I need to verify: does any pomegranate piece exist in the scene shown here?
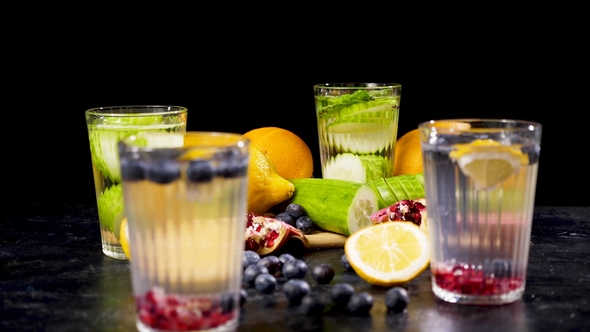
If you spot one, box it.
[245,212,309,256]
[370,198,428,232]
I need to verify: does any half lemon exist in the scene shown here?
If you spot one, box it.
[449,139,529,190]
[344,222,430,287]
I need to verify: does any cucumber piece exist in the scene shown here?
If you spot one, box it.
[365,173,426,209]
[97,184,124,233]
[326,122,395,154]
[288,178,379,236]
[89,128,129,183]
[323,153,386,183]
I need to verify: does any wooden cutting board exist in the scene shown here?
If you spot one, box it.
[301,231,348,249]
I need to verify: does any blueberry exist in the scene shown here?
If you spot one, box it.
[285,203,305,219]
[296,216,314,234]
[282,279,311,305]
[300,293,325,316]
[186,159,214,183]
[254,273,277,294]
[120,158,145,181]
[243,264,268,286]
[311,263,335,284]
[146,159,180,184]
[347,292,373,316]
[214,149,247,178]
[282,259,308,280]
[242,250,261,270]
[257,255,281,277]
[220,292,237,313]
[341,254,353,271]
[275,212,295,227]
[278,253,296,265]
[240,289,248,307]
[385,286,409,313]
[330,283,355,307]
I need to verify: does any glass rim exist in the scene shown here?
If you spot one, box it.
[85,105,188,116]
[313,82,401,89]
[119,131,249,150]
[418,118,542,132]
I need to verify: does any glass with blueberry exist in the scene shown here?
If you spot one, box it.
[118,131,250,331]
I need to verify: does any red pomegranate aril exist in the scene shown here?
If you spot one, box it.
[433,263,524,296]
[136,287,236,331]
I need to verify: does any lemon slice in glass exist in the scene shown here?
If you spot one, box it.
[450,139,529,190]
[119,218,131,261]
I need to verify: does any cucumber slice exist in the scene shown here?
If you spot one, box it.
[323,153,385,183]
[326,122,394,154]
[89,128,129,183]
[97,184,124,233]
[288,178,379,236]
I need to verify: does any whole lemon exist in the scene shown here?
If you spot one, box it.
[244,127,313,179]
[248,147,295,214]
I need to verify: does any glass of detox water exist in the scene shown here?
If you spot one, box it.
[85,106,188,260]
[419,119,542,305]
[314,83,401,183]
[118,132,249,332]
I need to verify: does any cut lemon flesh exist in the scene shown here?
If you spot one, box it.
[344,222,430,287]
[450,139,529,190]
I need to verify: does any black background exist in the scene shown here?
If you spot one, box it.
[5,12,587,208]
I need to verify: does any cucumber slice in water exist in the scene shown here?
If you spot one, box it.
[323,153,385,183]
[97,184,124,233]
[89,129,129,183]
[327,122,394,154]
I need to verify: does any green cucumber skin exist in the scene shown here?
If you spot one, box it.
[366,173,426,209]
[288,178,364,235]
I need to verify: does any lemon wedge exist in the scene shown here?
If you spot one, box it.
[119,218,131,261]
[344,222,430,287]
[449,139,529,190]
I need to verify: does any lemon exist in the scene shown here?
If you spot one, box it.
[344,222,430,287]
[247,147,295,214]
[119,218,131,261]
[450,139,529,190]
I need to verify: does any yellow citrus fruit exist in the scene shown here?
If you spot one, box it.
[393,129,423,176]
[243,127,313,179]
[119,217,131,261]
[247,146,295,214]
[450,139,529,190]
[344,222,430,287]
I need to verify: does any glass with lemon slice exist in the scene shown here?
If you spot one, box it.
[419,119,542,305]
[118,132,250,331]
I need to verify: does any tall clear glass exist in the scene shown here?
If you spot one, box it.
[419,119,542,305]
[314,83,401,183]
[85,106,188,260]
[118,132,249,331]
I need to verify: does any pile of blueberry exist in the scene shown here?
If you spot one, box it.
[274,203,314,234]
[240,250,410,316]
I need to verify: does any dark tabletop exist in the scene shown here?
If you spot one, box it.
[1,204,589,332]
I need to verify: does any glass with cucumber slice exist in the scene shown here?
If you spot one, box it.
[314,83,401,183]
[85,106,187,260]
